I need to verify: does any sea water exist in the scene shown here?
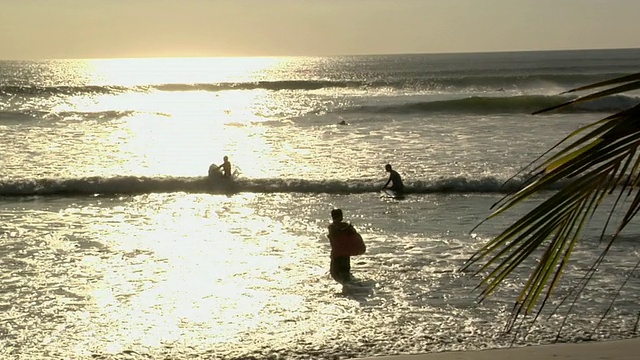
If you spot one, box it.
[1,49,639,359]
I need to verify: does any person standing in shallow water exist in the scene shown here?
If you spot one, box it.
[327,208,353,283]
[382,164,404,192]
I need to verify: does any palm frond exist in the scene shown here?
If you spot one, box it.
[533,75,640,115]
[466,72,640,332]
[561,73,640,94]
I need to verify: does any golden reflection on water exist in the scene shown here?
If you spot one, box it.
[79,193,325,355]
[53,57,302,178]
[15,57,358,356]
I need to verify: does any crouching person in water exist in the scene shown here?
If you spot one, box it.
[327,208,352,283]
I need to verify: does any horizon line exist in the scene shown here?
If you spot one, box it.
[2,46,640,62]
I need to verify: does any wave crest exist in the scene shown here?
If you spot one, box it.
[0,175,562,197]
[1,72,632,96]
[345,95,640,115]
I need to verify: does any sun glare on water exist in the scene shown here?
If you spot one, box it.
[65,193,328,355]
[18,57,346,355]
[48,57,305,178]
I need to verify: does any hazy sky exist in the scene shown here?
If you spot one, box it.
[2,0,640,59]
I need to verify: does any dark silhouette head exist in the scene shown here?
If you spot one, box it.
[385,164,392,172]
[331,208,343,222]
[223,156,229,162]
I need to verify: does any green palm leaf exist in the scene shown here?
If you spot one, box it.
[532,74,640,115]
[561,73,640,94]
[465,73,640,332]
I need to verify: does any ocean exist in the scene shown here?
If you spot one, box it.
[1,49,639,359]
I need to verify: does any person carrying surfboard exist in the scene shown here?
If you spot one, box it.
[327,208,364,283]
[382,164,404,192]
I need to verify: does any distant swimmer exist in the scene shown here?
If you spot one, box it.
[217,156,232,178]
[382,164,404,192]
[337,120,348,125]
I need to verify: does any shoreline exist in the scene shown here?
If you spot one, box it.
[354,337,640,360]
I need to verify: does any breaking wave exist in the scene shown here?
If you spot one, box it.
[0,175,563,197]
[0,72,633,97]
[0,109,137,123]
[344,95,640,115]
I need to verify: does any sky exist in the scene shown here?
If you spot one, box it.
[2,0,640,60]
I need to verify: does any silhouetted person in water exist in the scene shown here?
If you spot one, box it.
[218,156,232,178]
[327,208,353,283]
[382,164,404,192]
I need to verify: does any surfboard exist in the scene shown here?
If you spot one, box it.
[208,163,236,180]
[208,163,222,179]
[331,231,366,257]
[381,189,405,200]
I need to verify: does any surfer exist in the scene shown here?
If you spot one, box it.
[217,156,232,178]
[382,164,404,192]
[327,209,353,283]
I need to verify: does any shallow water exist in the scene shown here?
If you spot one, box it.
[2,50,640,359]
[1,192,638,359]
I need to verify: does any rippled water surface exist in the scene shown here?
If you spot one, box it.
[1,193,638,359]
[2,51,640,359]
